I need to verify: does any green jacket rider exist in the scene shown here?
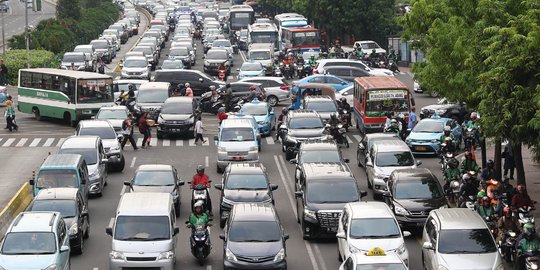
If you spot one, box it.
[517,223,540,256]
[477,197,494,219]
[189,201,209,226]
[461,151,480,173]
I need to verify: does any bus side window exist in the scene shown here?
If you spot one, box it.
[31,73,43,89]
[20,71,32,87]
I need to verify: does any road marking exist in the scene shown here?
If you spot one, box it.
[206,265,211,270]
[15,138,28,147]
[108,217,114,228]
[43,138,55,147]
[120,184,127,196]
[2,138,15,147]
[136,138,142,146]
[55,138,66,147]
[162,139,170,146]
[273,155,320,270]
[239,50,247,62]
[205,156,209,167]
[150,137,157,146]
[265,136,275,145]
[130,157,136,168]
[93,268,98,270]
[312,244,329,270]
[176,139,183,146]
[29,138,41,147]
[353,134,362,142]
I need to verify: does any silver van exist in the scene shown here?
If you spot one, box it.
[215,118,260,173]
[106,192,178,270]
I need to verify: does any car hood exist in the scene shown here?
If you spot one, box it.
[408,131,442,141]
[362,48,386,54]
[218,141,258,150]
[169,55,190,60]
[439,252,500,270]
[0,254,56,269]
[368,68,394,76]
[101,138,120,149]
[376,165,416,177]
[159,113,194,121]
[421,104,455,111]
[240,70,264,76]
[131,185,175,193]
[227,241,282,258]
[112,239,173,253]
[206,59,228,64]
[348,237,403,252]
[254,59,272,66]
[122,67,148,72]
[288,128,325,138]
[316,112,333,120]
[393,197,447,212]
[310,202,351,211]
[106,119,124,129]
[87,164,99,175]
[223,189,271,202]
[62,61,85,67]
[95,48,109,53]
[137,103,163,109]
[252,115,269,122]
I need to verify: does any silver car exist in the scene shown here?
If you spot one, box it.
[215,119,260,173]
[121,56,151,80]
[76,120,125,172]
[61,52,90,71]
[239,77,290,106]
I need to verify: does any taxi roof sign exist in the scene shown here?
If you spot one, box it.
[366,247,385,256]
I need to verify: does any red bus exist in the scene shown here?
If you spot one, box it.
[353,76,415,133]
[279,27,321,53]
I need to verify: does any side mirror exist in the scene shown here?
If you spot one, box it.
[29,179,35,185]
[199,78,204,82]
[366,161,373,167]
[270,184,278,191]
[106,227,113,236]
[416,160,422,166]
[60,245,70,253]
[403,231,412,237]
[289,159,297,164]
[173,227,180,236]
[283,234,289,240]
[344,158,350,163]
[422,242,434,250]
[101,158,109,164]
[177,180,185,186]
[123,181,131,186]
[214,135,218,141]
[81,210,89,217]
[360,191,368,198]
[219,233,225,240]
[336,232,346,239]
[215,184,223,190]
[294,191,303,198]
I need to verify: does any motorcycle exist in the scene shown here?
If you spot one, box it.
[484,216,498,237]
[446,177,461,204]
[463,126,478,150]
[189,182,211,214]
[516,251,540,270]
[199,91,224,114]
[186,222,212,266]
[338,109,351,131]
[283,63,292,80]
[295,63,304,78]
[499,230,517,262]
[326,124,349,148]
[518,206,535,228]
[387,59,400,73]
[459,195,477,210]
[440,150,456,173]
[273,65,282,77]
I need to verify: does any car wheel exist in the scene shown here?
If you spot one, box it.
[357,152,363,167]
[116,155,125,172]
[217,165,223,173]
[267,95,279,107]
[220,218,226,228]
[84,217,90,239]
[33,108,41,121]
[73,233,84,254]
[174,201,180,217]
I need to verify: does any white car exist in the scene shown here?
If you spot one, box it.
[354,40,387,56]
[335,85,354,105]
[238,77,290,106]
[337,202,410,266]
[339,249,408,270]
[315,59,393,77]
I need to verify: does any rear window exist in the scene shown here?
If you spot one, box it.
[438,229,497,254]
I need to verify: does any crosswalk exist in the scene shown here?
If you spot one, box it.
[0,134,362,148]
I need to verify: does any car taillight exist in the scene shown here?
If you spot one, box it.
[280,85,289,91]
[313,69,319,74]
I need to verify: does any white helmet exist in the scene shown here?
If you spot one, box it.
[194,201,204,208]
[185,83,190,87]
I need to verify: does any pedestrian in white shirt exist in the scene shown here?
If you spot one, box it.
[194,117,206,144]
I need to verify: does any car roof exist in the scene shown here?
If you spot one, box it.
[391,168,434,181]
[40,154,83,169]
[288,109,320,118]
[64,51,85,56]
[221,118,254,128]
[114,79,148,84]
[347,201,394,219]
[117,192,172,216]
[418,117,451,123]
[60,135,99,149]
[79,120,114,128]
[164,96,193,104]
[10,212,60,233]
[136,164,173,171]
[231,203,277,222]
[351,251,405,265]
[304,95,334,102]
[124,56,147,61]
[240,77,284,83]
[432,208,488,230]
[301,140,338,151]
[34,188,79,201]
[373,140,411,152]
[302,162,353,180]
[139,82,171,90]
[366,133,400,140]
[228,163,266,174]
[242,100,268,107]
[99,105,128,111]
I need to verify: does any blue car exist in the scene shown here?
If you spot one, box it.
[239,99,275,136]
[405,117,462,154]
[237,62,265,80]
[293,74,352,91]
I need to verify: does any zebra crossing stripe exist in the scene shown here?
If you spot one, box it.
[16,138,28,147]
[176,140,183,146]
[43,138,55,147]
[353,135,362,142]
[56,138,66,147]
[136,138,143,146]
[150,137,158,146]
[265,136,275,145]
[2,138,15,147]
[189,137,209,146]
[162,139,170,146]
[346,135,354,144]
[29,138,41,147]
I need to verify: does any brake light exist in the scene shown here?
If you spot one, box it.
[280,85,289,91]
[313,69,319,74]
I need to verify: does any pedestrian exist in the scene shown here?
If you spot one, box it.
[184,83,193,97]
[120,113,138,150]
[408,107,418,129]
[138,112,151,148]
[503,143,515,180]
[194,117,206,145]
[223,83,232,112]
[5,95,17,132]
[217,107,228,125]
[0,60,7,86]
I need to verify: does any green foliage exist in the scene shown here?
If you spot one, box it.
[2,50,58,85]
[56,0,81,20]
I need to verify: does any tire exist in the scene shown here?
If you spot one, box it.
[429,91,439,98]
[217,165,223,173]
[285,150,295,161]
[267,95,279,107]
[174,201,180,217]
[33,108,41,121]
[220,218,226,228]
[72,233,84,255]
[115,155,125,172]
[357,152,363,167]
[83,218,90,239]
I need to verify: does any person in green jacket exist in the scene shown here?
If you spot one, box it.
[189,201,209,227]
[477,196,495,219]
[461,151,480,173]
[516,223,540,270]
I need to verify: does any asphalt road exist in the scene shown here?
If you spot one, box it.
[0,0,56,50]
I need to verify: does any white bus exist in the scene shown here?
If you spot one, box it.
[228,5,254,32]
[247,22,279,49]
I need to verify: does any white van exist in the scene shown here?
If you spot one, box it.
[106,192,178,270]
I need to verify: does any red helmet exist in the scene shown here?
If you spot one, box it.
[503,206,510,215]
[250,86,257,91]
[481,196,491,205]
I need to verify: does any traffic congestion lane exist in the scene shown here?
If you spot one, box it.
[0,0,56,45]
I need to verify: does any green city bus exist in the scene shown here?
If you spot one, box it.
[17,68,115,126]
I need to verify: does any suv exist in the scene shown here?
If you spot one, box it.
[366,139,421,199]
[156,96,199,138]
[167,46,192,68]
[220,203,288,270]
[239,77,290,106]
[315,59,393,77]
[422,208,503,270]
[153,69,225,96]
[0,212,70,269]
[73,45,96,72]
[136,82,173,120]
[356,133,400,167]
[90,39,113,63]
[28,188,90,254]
[121,56,151,80]
[324,66,371,82]
[76,120,124,172]
[95,105,130,133]
[294,163,367,239]
[290,140,350,183]
[60,52,90,71]
[302,95,339,123]
[385,168,447,229]
[279,109,328,160]
[419,97,468,123]
[204,48,231,75]
[215,163,278,228]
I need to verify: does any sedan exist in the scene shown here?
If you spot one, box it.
[238,99,275,136]
[405,117,462,154]
[238,77,290,107]
[293,74,353,91]
[159,59,185,71]
[237,62,265,80]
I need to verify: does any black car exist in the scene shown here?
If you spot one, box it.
[153,69,225,96]
[356,133,401,167]
[220,203,288,270]
[279,109,328,160]
[383,168,447,229]
[123,164,185,216]
[156,97,199,138]
[294,163,367,239]
[289,140,350,183]
[419,98,468,123]
[204,48,231,75]
[323,66,371,82]
[214,163,278,228]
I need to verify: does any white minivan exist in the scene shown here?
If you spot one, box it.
[214,118,260,173]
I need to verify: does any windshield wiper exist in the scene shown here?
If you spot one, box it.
[144,237,170,241]
[444,250,482,254]
[238,239,278,242]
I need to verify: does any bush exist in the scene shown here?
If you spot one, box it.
[2,50,58,85]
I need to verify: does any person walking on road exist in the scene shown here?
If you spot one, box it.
[223,83,233,112]
[121,113,138,150]
[5,95,17,132]
[503,143,515,180]
[408,107,418,129]
[138,112,151,149]
[0,60,8,86]
[194,117,206,145]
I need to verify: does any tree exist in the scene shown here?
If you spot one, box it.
[56,0,81,20]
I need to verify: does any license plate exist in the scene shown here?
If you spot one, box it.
[416,146,427,151]
[232,156,245,161]
[328,227,337,232]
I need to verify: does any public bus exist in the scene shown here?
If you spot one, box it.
[353,76,415,133]
[17,68,114,126]
[274,13,307,31]
[280,27,321,53]
[228,5,255,32]
[247,22,279,49]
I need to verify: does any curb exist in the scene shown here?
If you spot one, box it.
[0,182,33,238]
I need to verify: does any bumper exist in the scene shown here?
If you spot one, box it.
[217,158,259,169]
[406,142,439,154]
[121,73,149,79]
[277,92,290,102]
[106,151,123,164]
[158,123,195,135]
[303,217,337,239]
[69,234,82,249]
[88,179,103,194]
[371,177,389,195]
[224,258,287,270]
[109,258,174,270]
[395,214,428,228]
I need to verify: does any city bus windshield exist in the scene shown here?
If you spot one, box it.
[292,31,319,47]
[365,90,409,117]
[230,12,251,28]
[251,32,277,44]
[77,79,114,104]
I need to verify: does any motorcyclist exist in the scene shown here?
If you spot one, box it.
[243,85,258,102]
[465,112,480,129]
[188,201,209,227]
[512,184,535,212]
[498,176,515,200]
[481,159,496,181]
[516,223,540,270]
[191,165,213,216]
[440,137,457,157]
[497,206,521,242]
[353,43,364,58]
[396,113,408,139]
[384,119,400,136]
[388,49,398,61]
[328,112,341,127]
[223,83,233,112]
[369,49,379,66]
[308,55,317,66]
[275,107,288,142]
[477,196,495,219]
[460,150,480,174]
[459,173,479,202]
[444,156,460,182]
[439,126,456,146]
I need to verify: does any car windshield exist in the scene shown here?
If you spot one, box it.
[220,127,255,141]
[63,54,85,62]
[306,101,337,112]
[365,90,409,117]
[30,199,77,218]
[78,126,117,139]
[350,218,401,238]
[137,89,169,103]
[241,63,263,71]
[133,170,175,186]
[207,50,228,60]
[170,47,189,56]
[414,121,444,133]
[307,181,359,203]
[58,148,98,165]
[161,61,184,69]
[438,229,498,254]
[394,179,444,200]
[361,42,381,50]
[1,232,56,255]
[213,40,231,47]
[357,264,407,270]
[301,150,341,163]
[97,109,127,120]
[249,51,270,60]
[375,152,414,167]
[91,41,108,49]
[124,59,147,68]
[225,174,267,190]
[36,170,78,189]
[133,47,152,55]
[161,102,192,114]
[116,83,141,92]
[228,221,281,242]
[240,105,267,115]
[289,117,323,129]
[114,216,170,241]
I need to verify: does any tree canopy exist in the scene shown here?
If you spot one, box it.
[56,0,81,20]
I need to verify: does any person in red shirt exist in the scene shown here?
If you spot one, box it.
[191,165,212,216]
[512,184,535,211]
[217,107,228,125]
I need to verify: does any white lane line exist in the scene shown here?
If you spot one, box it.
[239,50,247,62]
[55,138,66,147]
[273,155,320,270]
[130,157,136,168]
[150,137,157,146]
[108,217,114,228]
[120,184,127,196]
[312,244,329,270]
[205,156,209,167]
[93,268,98,270]
[353,134,362,142]
[206,265,211,270]
[162,139,170,146]
[136,138,143,146]
[43,138,55,147]
[265,136,275,145]
[176,139,183,146]
[2,138,15,147]
[29,138,41,147]
[346,135,354,144]
[15,138,28,147]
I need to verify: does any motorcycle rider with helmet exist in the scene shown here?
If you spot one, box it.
[189,201,209,227]
[328,112,341,127]
[498,176,516,201]
[308,55,317,66]
[337,97,352,127]
[275,107,288,142]
[512,184,535,212]
[481,159,496,181]
[459,173,479,206]
[461,150,480,174]
[443,157,460,189]
[477,196,495,219]
[516,222,540,270]
[384,119,401,136]
[439,126,456,146]
[191,165,213,216]
[497,206,521,242]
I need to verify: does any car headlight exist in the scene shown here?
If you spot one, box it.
[394,205,410,216]
[225,248,238,262]
[110,145,120,151]
[110,250,125,260]
[69,223,78,235]
[249,146,258,151]
[304,209,317,220]
[349,245,361,253]
[431,139,439,143]
[496,264,504,270]
[44,264,57,270]
[396,243,407,255]
[158,251,174,260]
[438,266,449,270]
[217,146,226,152]
[273,248,285,262]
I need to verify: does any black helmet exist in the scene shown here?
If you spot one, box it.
[128,84,135,91]
[330,112,337,119]
[487,159,494,168]
[282,107,288,114]
[196,165,205,173]
[340,97,347,103]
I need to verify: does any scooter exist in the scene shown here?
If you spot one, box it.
[189,182,211,214]
[199,91,224,114]
[518,206,535,228]
[295,63,304,78]
[186,221,212,266]
[516,251,540,270]
[283,63,292,80]
[463,126,478,150]
[499,230,517,262]
[339,109,351,131]
[326,124,349,148]
[273,65,282,77]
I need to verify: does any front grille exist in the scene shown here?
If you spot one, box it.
[236,255,274,263]
[228,151,248,156]
[409,210,429,216]
[126,257,157,261]
[317,211,341,229]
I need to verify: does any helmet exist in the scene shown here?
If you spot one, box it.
[487,159,494,167]
[372,49,376,53]
[340,97,347,103]
[196,165,205,173]
[218,107,225,113]
[470,112,478,120]
[398,113,405,119]
[481,196,490,205]
[282,107,288,114]
[444,126,451,132]
[463,173,472,182]
[185,83,190,87]
[128,84,135,91]
[476,190,486,199]
[194,201,204,209]
[330,112,337,119]
[250,85,257,91]
[226,83,231,88]
[310,55,315,59]
[390,119,397,124]
[210,85,216,91]
[444,137,452,143]
[288,52,293,57]
[517,184,526,192]
[524,222,535,232]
